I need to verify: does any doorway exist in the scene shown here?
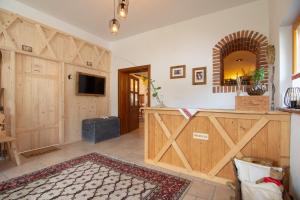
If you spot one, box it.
[118,65,151,135]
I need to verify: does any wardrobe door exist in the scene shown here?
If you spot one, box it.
[15,54,59,152]
[33,57,59,148]
[16,55,39,152]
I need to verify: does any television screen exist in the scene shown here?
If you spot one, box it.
[77,73,105,96]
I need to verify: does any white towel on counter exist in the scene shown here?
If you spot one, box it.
[178,108,199,119]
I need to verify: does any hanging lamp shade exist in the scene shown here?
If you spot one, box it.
[117,0,129,19]
[109,0,120,35]
[109,18,120,34]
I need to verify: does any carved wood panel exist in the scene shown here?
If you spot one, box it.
[0,9,111,72]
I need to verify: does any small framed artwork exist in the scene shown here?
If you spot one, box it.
[192,67,207,85]
[170,65,186,79]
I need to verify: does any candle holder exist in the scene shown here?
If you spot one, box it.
[284,87,300,109]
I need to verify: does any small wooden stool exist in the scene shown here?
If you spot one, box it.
[0,113,20,166]
[0,131,20,165]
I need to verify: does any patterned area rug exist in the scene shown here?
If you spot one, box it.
[0,153,190,200]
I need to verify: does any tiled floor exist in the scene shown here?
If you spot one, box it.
[0,125,234,200]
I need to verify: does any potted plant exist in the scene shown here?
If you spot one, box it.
[141,76,165,107]
[246,68,266,96]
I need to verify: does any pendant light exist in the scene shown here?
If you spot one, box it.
[117,0,129,19]
[109,0,120,34]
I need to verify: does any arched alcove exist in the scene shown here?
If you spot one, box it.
[212,30,268,93]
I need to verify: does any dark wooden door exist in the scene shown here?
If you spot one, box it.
[128,75,139,132]
[118,65,150,135]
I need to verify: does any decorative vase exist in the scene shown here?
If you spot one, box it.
[246,83,266,96]
[236,75,241,96]
[154,94,166,108]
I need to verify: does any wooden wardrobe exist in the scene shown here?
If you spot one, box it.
[15,54,60,152]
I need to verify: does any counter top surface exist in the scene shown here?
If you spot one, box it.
[143,107,290,115]
[279,107,300,114]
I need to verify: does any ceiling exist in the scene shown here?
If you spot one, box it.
[16,0,258,41]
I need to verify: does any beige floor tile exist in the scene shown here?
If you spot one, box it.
[0,124,233,199]
[0,173,7,182]
[212,185,235,200]
[186,181,216,199]
[183,194,197,200]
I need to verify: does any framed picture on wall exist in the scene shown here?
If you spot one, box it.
[170,65,186,79]
[192,67,207,85]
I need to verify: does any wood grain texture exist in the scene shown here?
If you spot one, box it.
[0,8,111,150]
[15,54,60,152]
[145,108,291,184]
[64,64,110,144]
[0,9,110,71]
[235,96,270,112]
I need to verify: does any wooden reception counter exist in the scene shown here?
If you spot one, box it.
[144,107,291,184]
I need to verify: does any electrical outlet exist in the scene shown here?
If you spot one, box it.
[193,132,209,140]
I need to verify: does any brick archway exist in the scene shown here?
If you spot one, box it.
[212,30,268,93]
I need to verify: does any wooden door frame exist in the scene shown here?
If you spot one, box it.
[118,65,151,134]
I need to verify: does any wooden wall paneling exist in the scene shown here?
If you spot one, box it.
[0,8,111,72]
[280,121,290,166]
[209,116,227,173]
[144,109,149,161]
[15,54,60,152]
[208,117,269,176]
[218,118,238,180]
[251,119,268,159]
[15,54,35,151]
[9,51,15,137]
[0,8,111,149]
[187,118,199,171]
[147,113,155,160]
[171,116,189,168]
[35,57,59,148]
[59,62,65,144]
[175,118,191,169]
[160,114,183,168]
[189,117,208,171]
[0,12,19,50]
[145,109,291,184]
[238,119,252,155]
[69,37,85,66]
[64,64,110,144]
[266,121,280,164]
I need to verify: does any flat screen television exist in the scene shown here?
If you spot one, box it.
[77,72,105,96]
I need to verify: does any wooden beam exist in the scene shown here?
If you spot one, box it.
[208,116,243,158]
[70,37,85,65]
[35,24,57,58]
[145,159,231,185]
[9,51,16,137]
[0,22,18,49]
[208,117,269,176]
[154,118,190,162]
[144,110,149,161]
[153,112,192,171]
[94,46,106,68]
[58,62,65,145]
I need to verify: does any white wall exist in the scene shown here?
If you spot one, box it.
[0,0,109,49]
[110,0,269,115]
[268,0,293,106]
[290,114,300,200]
[279,26,293,106]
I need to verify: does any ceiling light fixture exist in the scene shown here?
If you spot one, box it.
[109,0,120,35]
[117,0,129,19]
